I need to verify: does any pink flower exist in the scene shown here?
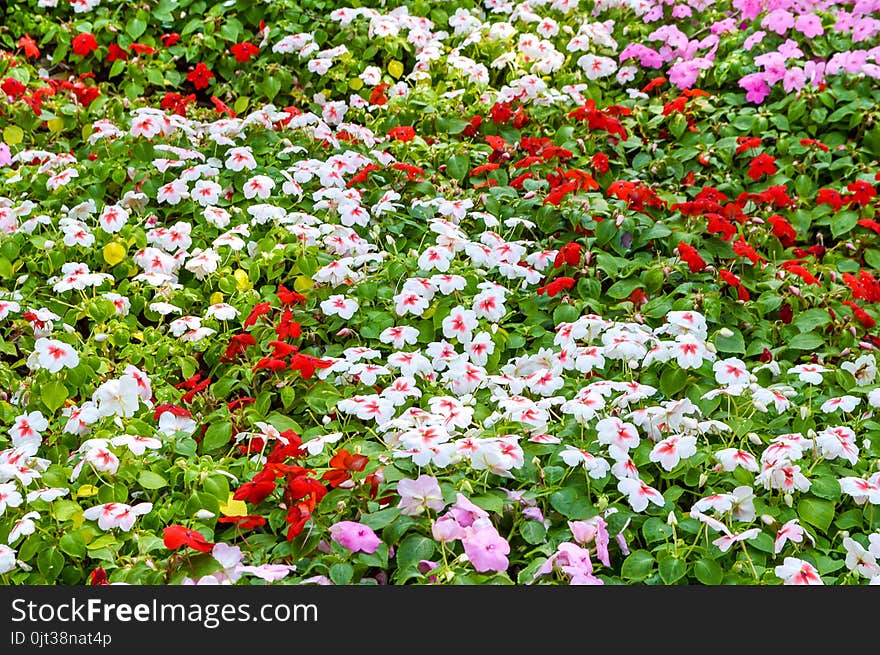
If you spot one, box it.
[762,9,794,36]
[0,143,11,167]
[774,519,814,555]
[743,30,766,51]
[535,542,603,585]
[739,72,771,104]
[397,475,446,516]
[462,526,510,573]
[569,516,611,566]
[431,515,466,543]
[447,493,489,528]
[328,521,381,554]
[794,14,824,39]
[775,557,823,585]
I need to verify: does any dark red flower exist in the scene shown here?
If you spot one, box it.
[72,33,99,57]
[490,102,512,124]
[234,479,277,505]
[163,525,214,553]
[106,43,128,62]
[537,277,576,297]
[677,241,706,273]
[759,348,773,363]
[186,62,214,90]
[161,33,180,47]
[779,303,793,324]
[230,41,260,63]
[767,214,796,247]
[554,242,582,269]
[747,153,776,181]
[89,567,109,586]
[222,333,256,362]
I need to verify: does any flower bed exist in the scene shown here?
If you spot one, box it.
[1,0,880,585]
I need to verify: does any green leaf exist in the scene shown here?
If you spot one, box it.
[621,550,654,581]
[658,555,686,584]
[549,487,596,520]
[447,154,470,183]
[126,17,147,40]
[202,421,232,452]
[693,558,723,585]
[798,497,835,532]
[831,211,859,237]
[787,332,825,351]
[59,532,86,559]
[329,562,354,585]
[606,277,643,300]
[41,380,68,413]
[520,521,547,545]
[470,494,504,514]
[660,367,688,397]
[810,476,841,501]
[138,471,168,490]
[714,328,745,354]
[396,535,434,570]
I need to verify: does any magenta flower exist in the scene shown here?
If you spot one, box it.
[762,9,795,36]
[0,143,11,167]
[462,526,510,573]
[329,521,381,554]
[743,30,766,52]
[739,72,771,104]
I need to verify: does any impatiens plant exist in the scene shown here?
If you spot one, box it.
[1,0,880,586]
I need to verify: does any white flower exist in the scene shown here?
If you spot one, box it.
[841,354,877,385]
[92,377,141,418]
[320,295,359,320]
[0,545,17,574]
[775,557,823,585]
[33,337,79,373]
[205,303,239,321]
[617,478,665,513]
[649,435,697,471]
[787,364,828,384]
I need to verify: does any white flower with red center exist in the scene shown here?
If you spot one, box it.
[205,303,239,321]
[431,274,467,295]
[320,294,359,320]
[819,395,860,414]
[393,291,429,316]
[224,146,256,171]
[649,435,698,471]
[774,519,814,555]
[713,357,749,385]
[442,306,478,343]
[26,487,69,503]
[673,334,711,369]
[762,461,811,493]
[9,411,48,450]
[714,448,759,473]
[786,363,829,384]
[617,478,665,512]
[466,332,495,366]
[691,493,735,515]
[379,326,420,350]
[841,354,877,386]
[156,179,189,205]
[130,114,162,138]
[184,248,221,280]
[0,298,20,320]
[110,502,153,532]
[559,446,611,479]
[33,337,79,374]
[84,446,120,476]
[98,204,129,233]
[577,54,618,79]
[243,174,275,200]
[103,293,131,316]
[843,537,880,579]
[109,434,162,456]
[839,474,880,504]
[472,290,507,321]
[712,528,761,553]
[775,557,823,585]
[815,426,859,465]
[8,511,40,544]
[418,246,453,273]
[561,391,605,425]
[574,346,606,373]
[193,180,223,206]
[0,482,24,515]
[381,377,422,406]
[525,369,564,396]
[595,417,640,452]
[92,376,142,418]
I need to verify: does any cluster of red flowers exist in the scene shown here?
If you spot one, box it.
[567,100,630,141]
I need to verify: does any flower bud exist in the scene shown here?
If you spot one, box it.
[698,472,708,487]
[748,432,762,445]
[322,415,331,425]
[667,511,678,526]
[783,493,793,508]
[760,514,775,526]
[597,495,609,511]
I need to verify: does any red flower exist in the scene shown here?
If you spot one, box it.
[719,269,750,301]
[161,33,180,47]
[285,503,312,541]
[554,242,582,269]
[747,153,776,181]
[254,357,288,372]
[641,76,667,93]
[799,138,829,152]
[706,213,737,241]
[843,301,876,329]
[781,261,819,286]
[858,219,880,236]
[537,277,576,297]
[767,214,796,247]
[276,309,301,340]
[846,180,877,207]
[210,96,236,118]
[388,125,416,142]
[106,43,128,62]
[461,114,482,137]
[2,78,26,98]
[289,351,333,380]
[18,34,40,59]
[490,102,512,124]
[677,241,706,273]
[72,33,99,57]
[591,152,610,174]
[129,43,157,56]
[369,82,390,106]
[244,301,272,327]
[234,479,277,505]
[161,92,195,116]
[222,333,256,362]
[779,303,793,324]
[277,285,307,306]
[187,62,214,90]
[89,567,109,585]
[662,96,687,116]
[230,42,260,63]
[163,525,214,553]
[816,188,843,211]
[733,237,763,264]
[218,515,267,530]
[321,449,369,488]
[735,136,763,155]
